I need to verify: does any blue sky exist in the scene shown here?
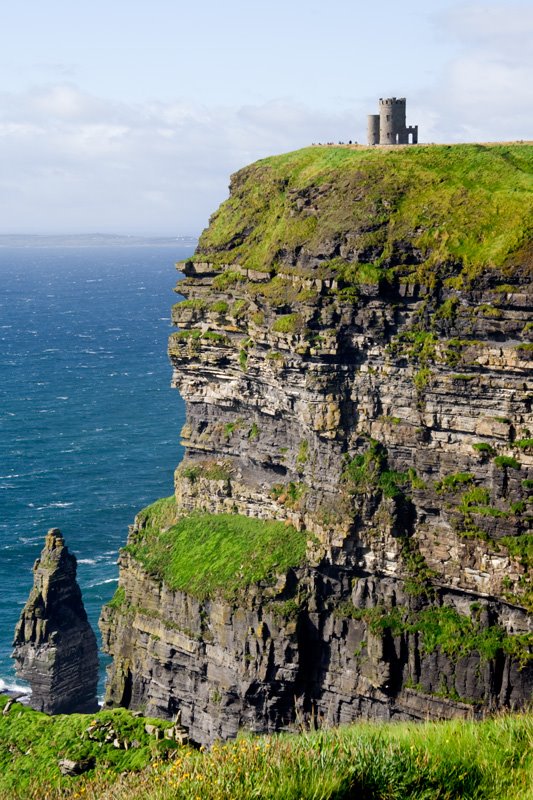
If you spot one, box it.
[0,0,531,235]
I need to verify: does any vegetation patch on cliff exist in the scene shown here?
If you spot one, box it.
[338,602,531,668]
[126,502,307,600]
[194,144,533,286]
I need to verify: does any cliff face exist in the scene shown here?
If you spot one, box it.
[13,529,99,714]
[100,144,533,745]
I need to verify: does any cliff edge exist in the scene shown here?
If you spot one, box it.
[100,144,532,745]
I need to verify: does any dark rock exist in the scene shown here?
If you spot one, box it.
[58,757,95,776]
[12,529,99,715]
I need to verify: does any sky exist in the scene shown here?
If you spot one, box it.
[0,0,531,236]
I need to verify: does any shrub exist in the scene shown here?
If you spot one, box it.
[272,313,302,334]
[211,300,228,313]
[212,270,246,290]
[248,422,260,440]
[472,442,496,455]
[436,472,474,492]
[296,439,309,469]
[107,585,126,609]
[459,486,491,510]
[414,367,431,392]
[343,440,409,500]
[239,348,248,370]
[494,455,521,470]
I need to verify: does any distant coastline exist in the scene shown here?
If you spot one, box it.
[0,233,198,248]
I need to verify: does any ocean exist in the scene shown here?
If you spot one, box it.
[0,244,190,696]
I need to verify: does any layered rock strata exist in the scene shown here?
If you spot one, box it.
[101,144,533,745]
[13,529,99,714]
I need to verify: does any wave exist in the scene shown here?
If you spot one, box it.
[36,501,74,509]
[0,677,31,695]
[86,577,118,588]
[78,558,97,565]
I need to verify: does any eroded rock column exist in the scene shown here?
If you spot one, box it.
[13,528,99,714]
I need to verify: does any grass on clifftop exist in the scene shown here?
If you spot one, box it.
[196,143,533,285]
[125,498,307,600]
[2,702,530,800]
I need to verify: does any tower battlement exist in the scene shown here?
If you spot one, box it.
[367,97,418,145]
[379,97,406,106]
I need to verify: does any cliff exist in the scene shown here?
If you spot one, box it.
[100,144,533,745]
[13,529,99,715]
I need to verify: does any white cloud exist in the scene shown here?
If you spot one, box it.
[442,2,533,47]
[414,3,533,142]
[0,86,358,235]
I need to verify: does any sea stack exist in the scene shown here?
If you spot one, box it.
[12,528,99,714]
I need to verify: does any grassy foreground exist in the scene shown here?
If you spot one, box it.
[0,696,179,799]
[1,697,531,800]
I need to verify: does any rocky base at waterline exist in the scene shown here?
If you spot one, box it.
[13,528,99,715]
[101,144,532,745]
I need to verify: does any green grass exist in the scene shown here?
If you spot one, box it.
[194,144,533,287]
[248,421,260,439]
[389,329,438,365]
[500,534,533,570]
[210,299,228,313]
[296,439,309,468]
[0,697,180,799]
[459,486,491,510]
[135,495,178,530]
[125,502,308,601]
[473,442,496,455]
[408,606,507,661]
[436,472,475,492]
[107,584,126,609]
[272,313,303,334]
[169,330,228,346]
[12,711,531,800]
[494,455,521,470]
[342,439,410,500]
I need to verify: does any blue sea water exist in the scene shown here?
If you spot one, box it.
[0,245,189,696]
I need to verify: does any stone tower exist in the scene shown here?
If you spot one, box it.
[12,528,99,714]
[367,97,418,146]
